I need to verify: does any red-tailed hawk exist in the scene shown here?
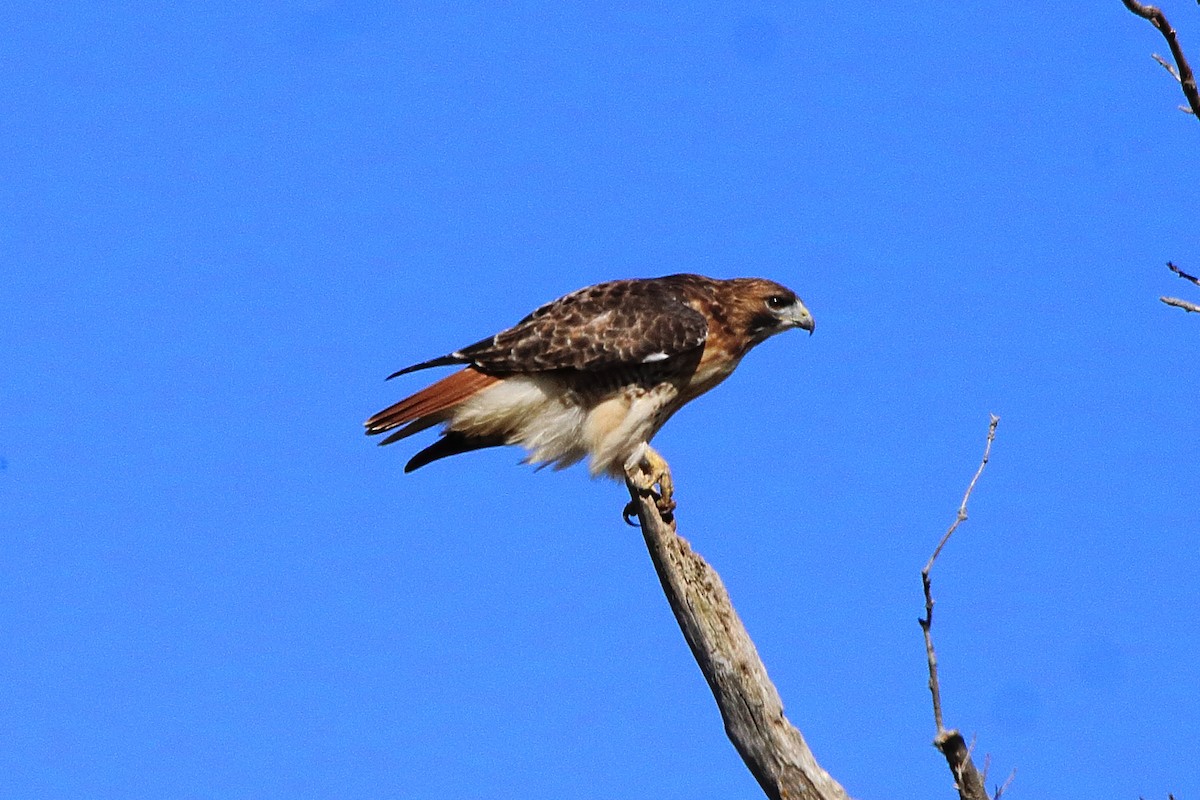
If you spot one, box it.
[365,274,813,510]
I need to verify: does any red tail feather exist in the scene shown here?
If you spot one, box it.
[364,368,498,440]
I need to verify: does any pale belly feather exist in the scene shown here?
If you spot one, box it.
[442,346,745,478]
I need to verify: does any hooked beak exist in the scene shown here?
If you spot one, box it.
[789,302,815,335]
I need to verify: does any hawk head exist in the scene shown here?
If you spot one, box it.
[728,278,815,342]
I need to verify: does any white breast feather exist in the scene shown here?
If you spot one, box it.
[449,375,587,470]
[446,374,679,478]
[587,385,678,477]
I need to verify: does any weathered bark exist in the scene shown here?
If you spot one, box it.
[932,730,990,800]
[623,476,852,800]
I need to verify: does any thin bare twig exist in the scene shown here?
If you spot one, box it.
[920,416,999,730]
[1161,295,1200,312]
[1153,51,1183,79]
[1121,0,1200,116]
[918,415,1000,800]
[993,768,1017,799]
[922,417,999,578]
[1168,261,1200,287]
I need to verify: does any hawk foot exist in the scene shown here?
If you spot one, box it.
[623,444,675,523]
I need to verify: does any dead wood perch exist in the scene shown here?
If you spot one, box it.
[624,464,852,800]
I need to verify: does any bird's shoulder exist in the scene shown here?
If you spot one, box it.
[456,275,714,373]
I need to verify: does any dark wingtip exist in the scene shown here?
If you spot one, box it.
[379,429,409,446]
[403,432,506,472]
[385,354,465,380]
[404,443,443,472]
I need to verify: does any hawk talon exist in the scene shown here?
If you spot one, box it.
[622,489,675,526]
[655,493,676,518]
[624,444,676,522]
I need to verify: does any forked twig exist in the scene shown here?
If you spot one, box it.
[993,768,1017,800]
[918,415,1000,800]
[1121,0,1200,116]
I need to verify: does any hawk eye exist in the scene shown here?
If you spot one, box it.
[766,294,791,310]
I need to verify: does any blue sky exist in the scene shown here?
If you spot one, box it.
[3,2,1198,798]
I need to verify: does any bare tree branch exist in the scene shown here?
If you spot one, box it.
[1168,260,1200,287]
[1161,295,1200,312]
[623,467,852,800]
[1121,0,1200,116]
[621,416,1008,800]
[918,415,1000,800]
[1160,263,1200,312]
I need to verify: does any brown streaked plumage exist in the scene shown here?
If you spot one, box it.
[364,274,814,478]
